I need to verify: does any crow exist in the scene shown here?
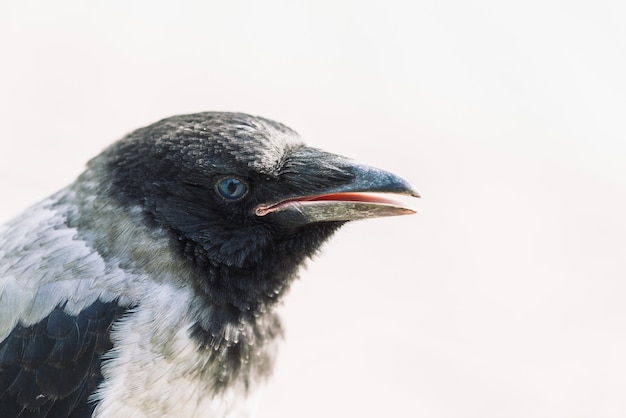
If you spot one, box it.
[0,112,419,417]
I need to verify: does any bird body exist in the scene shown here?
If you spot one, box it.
[0,112,418,417]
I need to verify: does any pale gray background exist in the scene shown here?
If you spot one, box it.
[1,1,625,417]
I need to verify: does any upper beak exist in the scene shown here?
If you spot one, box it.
[254,162,420,225]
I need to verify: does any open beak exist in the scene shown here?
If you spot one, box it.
[255,162,420,225]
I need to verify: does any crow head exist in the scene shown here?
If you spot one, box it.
[90,112,418,331]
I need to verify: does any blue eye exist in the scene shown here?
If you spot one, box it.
[215,177,248,200]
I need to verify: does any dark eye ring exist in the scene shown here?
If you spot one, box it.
[215,177,248,200]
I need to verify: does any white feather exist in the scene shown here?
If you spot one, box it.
[0,189,113,338]
[92,282,264,418]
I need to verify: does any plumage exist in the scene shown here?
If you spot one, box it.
[0,112,419,417]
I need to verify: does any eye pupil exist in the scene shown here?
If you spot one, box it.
[216,177,248,200]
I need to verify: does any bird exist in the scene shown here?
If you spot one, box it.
[0,112,419,417]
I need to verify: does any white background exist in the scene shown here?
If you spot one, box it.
[1,1,625,417]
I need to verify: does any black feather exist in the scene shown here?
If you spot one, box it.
[0,301,130,417]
